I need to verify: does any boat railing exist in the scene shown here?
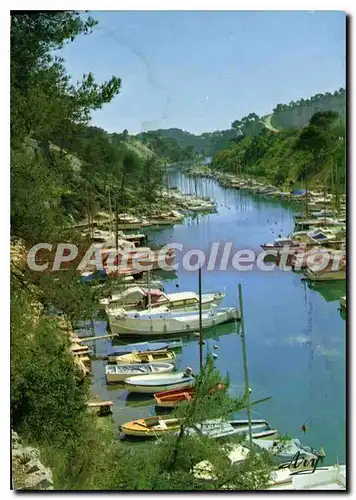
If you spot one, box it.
[204,286,227,296]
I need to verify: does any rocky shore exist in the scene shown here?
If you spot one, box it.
[12,430,53,490]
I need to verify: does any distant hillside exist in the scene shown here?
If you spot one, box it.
[138,128,238,157]
[270,88,345,130]
[142,88,346,158]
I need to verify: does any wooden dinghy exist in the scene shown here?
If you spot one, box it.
[153,383,225,407]
[154,387,195,407]
[121,416,181,437]
[109,349,176,365]
[105,362,174,384]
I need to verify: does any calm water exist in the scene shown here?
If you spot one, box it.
[82,169,346,464]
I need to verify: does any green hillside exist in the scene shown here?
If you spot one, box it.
[211,110,346,191]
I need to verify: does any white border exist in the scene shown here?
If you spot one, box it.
[3,2,352,498]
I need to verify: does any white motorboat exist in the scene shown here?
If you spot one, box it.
[124,369,195,393]
[107,305,238,336]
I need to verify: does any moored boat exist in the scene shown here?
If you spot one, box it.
[154,387,195,407]
[261,238,308,253]
[153,382,225,407]
[109,349,176,365]
[105,362,174,384]
[268,463,346,490]
[147,210,184,226]
[302,268,346,282]
[100,286,225,311]
[289,248,345,271]
[108,341,169,356]
[124,369,195,393]
[250,438,319,466]
[107,305,238,336]
[149,289,226,311]
[115,214,150,230]
[107,338,183,357]
[120,416,276,439]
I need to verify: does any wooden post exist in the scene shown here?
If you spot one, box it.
[304,177,309,218]
[238,283,253,450]
[115,198,119,274]
[198,267,203,372]
[108,186,113,233]
[323,166,327,224]
[166,161,169,196]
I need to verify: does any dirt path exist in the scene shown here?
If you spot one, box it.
[261,114,280,132]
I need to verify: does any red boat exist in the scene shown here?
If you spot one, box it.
[154,383,225,408]
[154,388,195,408]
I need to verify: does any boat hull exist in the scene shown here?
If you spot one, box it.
[124,376,195,394]
[154,388,195,407]
[106,363,174,384]
[108,307,238,336]
[120,417,181,437]
[110,351,176,365]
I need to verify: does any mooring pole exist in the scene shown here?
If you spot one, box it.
[115,198,119,275]
[238,283,253,450]
[198,267,203,372]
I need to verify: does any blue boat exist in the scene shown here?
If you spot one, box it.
[108,338,183,356]
[291,189,306,196]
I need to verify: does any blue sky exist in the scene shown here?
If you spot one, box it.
[58,10,346,135]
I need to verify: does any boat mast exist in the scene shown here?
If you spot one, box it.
[198,267,203,372]
[238,283,253,450]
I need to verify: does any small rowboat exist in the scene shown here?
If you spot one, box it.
[121,416,181,437]
[153,384,225,407]
[120,416,277,439]
[154,388,195,407]
[109,350,176,365]
[105,362,174,384]
[124,369,195,393]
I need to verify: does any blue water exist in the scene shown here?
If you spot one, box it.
[84,170,346,464]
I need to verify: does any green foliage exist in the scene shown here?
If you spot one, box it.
[11,279,88,444]
[11,12,121,146]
